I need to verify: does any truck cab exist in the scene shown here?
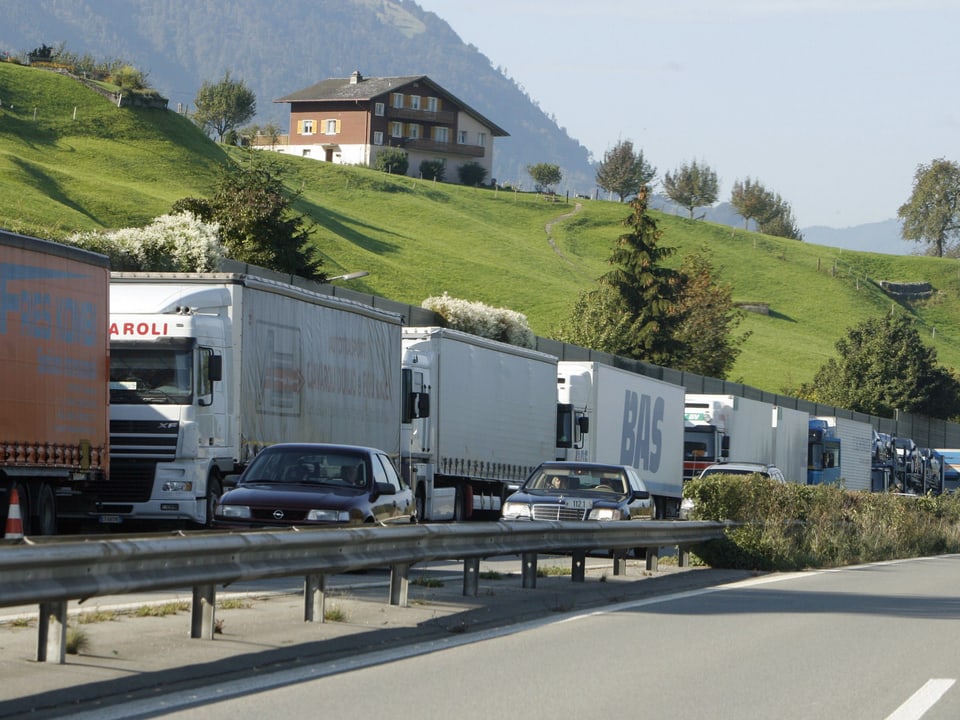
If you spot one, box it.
[105,283,230,526]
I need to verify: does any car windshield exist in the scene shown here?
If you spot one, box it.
[526,468,627,493]
[701,468,768,478]
[242,449,369,488]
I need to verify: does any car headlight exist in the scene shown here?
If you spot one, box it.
[306,509,351,522]
[217,504,251,519]
[589,507,622,521]
[501,502,531,520]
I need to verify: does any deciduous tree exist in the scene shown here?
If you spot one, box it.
[527,163,562,194]
[595,140,656,201]
[193,70,257,143]
[730,177,774,229]
[556,187,686,365]
[758,193,803,240]
[672,251,751,378]
[898,158,960,257]
[663,160,719,219]
[803,314,960,419]
[172,151,324,280]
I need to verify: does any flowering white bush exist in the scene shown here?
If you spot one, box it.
[64,212,222,271]
[422,293,535,348]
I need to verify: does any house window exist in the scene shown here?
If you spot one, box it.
[458,130,468,144]
[427,96,438,112]
[374,131,384,146]
[375,102,385,116]
[392,93,404,109]
[434,127,449,143]
[407,124,420,139]
[410,95,421,110]
[478,132,486,147]
[325,119,339,135]
[391,122,403,138]
[300,119,315,136]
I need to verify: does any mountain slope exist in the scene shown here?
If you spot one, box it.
[0,0,596,193]
[1,60,957,396]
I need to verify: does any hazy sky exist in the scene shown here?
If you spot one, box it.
[414,0,959,228]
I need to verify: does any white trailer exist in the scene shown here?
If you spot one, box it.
[401,327,558,521]
[772,405,809,484]
[556,362,685,518]
[102,272,402,527]
[683,394,775,481]
[816,416,874,491]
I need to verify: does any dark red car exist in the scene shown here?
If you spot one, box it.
[214,443,415,527]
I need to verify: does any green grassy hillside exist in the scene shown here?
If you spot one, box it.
[3,61,959,395]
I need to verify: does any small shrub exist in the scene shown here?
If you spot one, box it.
[410,575,444,588]
[422,292,535,348]
[419,159,446,182]
[537,565,571,577]
[375,148,409,176]
[457,162,488,186]
[324,604,348,622]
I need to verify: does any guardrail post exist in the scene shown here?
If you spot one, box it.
[612,550,627,576]
[678,546,690,567]
[463,557,480,596]
[646,547,660,572]
[521,552,538,588]
[571,551,586,582]
[191,584,216,639]
[304,574,326,622]
[36,600,67,664]
[389,563,409,606]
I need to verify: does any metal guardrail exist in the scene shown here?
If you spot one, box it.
[0,520,728,663]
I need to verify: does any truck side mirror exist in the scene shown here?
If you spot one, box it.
[578,416,590,434]
[721,436,730,458]
[208,355,223,382]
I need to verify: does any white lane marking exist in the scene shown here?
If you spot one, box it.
[886,679,956,720]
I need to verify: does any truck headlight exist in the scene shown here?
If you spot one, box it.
[217,505,251,519]
[589,507,622,521]
[501,502,531,520]
[161,481,194,493]
[306,509,350,522]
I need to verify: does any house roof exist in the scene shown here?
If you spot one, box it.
[274,72,509,137]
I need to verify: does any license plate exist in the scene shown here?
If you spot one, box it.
[98,515,123,524]
[562,498,592,510]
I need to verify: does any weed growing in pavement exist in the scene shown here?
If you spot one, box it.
[411,575,444,588]
[78,609,117,624]
[135,600,189,617]
[214,618,225,634]
[66,627,90,655]
[324,604,348,622]
[218,597,252,610]
[479,570,503,580]
[7,617,32,628]
[537,565,571,577]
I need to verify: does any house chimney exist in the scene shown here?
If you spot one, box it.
[350,70,362,85]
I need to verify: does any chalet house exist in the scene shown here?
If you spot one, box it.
[268,71,508,183]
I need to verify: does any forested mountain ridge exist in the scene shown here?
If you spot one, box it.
[0,0,596,192]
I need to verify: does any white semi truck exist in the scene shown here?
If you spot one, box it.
[101,271,403,527]
[772,405,810,484]
[556,361,685,518]
[401,327,558,521]
[683,394,775,481]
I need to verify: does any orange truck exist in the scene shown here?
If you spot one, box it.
[0,230,109,535]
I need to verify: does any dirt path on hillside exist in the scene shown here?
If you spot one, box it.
[544,202,583,266]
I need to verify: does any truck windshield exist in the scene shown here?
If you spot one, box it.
[110,346,193,404]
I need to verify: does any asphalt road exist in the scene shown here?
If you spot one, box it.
[0,555,751,719]
[11,554,960,720]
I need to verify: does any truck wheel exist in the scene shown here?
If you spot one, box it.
[415,490,427,524]
[34,483,57,536]
[452,488,465,521]
[205,475,223,527]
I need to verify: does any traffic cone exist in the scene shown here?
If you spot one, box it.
[5,487,24,539]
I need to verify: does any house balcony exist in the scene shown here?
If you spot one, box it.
[401,138,485,157]
[387,107,456,124]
